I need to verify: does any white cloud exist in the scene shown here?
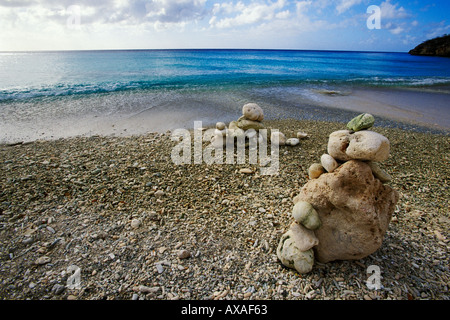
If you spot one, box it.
[296,0,312,16]
[425,21,450,39]
[383,22,405,35]
[275,10,290,19]
[402,34,417,45]
[0,0,209,27]
[0,0,439,51]
[209,0,287,29]
[380,0,409,19]
[375,1,412,36]
[336,0,362,15]
[0,0,212,50]
[389,26,404,34]
[144,0,207,24]
[211,1,245,15]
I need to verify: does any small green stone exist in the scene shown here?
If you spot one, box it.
[292,201,322,230]
[347,113,375,132]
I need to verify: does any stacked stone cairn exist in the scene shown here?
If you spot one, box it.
[211,103,304,148]
[277,113,399,274]
[211,103,265,148]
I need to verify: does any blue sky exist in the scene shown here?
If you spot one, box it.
[0,0,449,52]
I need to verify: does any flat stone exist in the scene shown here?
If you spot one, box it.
[297,132,308,139]
[347,113,375,132]
[138,285,160,294]
[236,118,265,131]
[286,138,300,146]
[52,284,65,295]
[35,256,51,265]
[367,161,392,183]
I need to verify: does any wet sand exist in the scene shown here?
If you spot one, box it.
[1,85,448,145]
[311,86,450,131]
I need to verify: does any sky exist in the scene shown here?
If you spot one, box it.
[0,0,449,52]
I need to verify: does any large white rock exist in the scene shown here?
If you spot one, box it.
[327,130,352,161]
[328,130,390,162]
[293,160,399,263]
[236,118,265,131]
[242,103,264,122]
[346,130,390,162]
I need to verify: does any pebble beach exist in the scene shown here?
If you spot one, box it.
[0,118,448,300]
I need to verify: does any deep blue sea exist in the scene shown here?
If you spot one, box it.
[1,49,450,101]
[1,50,449,142]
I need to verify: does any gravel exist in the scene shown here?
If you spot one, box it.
[0,119,448,300]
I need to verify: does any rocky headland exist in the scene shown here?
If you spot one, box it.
[409,34,450,57]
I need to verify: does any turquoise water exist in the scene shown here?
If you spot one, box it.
[1,49,450,101]
[1,50,449,142]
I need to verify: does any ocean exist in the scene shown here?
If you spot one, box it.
[1,49,449,143]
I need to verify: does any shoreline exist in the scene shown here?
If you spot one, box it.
[308,85,450,131]
[0,118,449,300]
[1,85,449,145]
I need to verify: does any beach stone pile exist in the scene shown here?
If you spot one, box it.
[211,103,266,148]
[211,103,304,148]
[229,103,265,131]
[277,113,399,273]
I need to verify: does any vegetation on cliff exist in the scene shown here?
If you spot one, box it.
[409,34,450,57]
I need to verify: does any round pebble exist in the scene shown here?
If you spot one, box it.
[308,163,325,179]
[177,249,191,259]
[131,219,141,229]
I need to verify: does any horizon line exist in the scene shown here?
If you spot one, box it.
[0,48,408,54]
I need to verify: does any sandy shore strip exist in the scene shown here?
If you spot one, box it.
[1,85,448,145]
[311,86,450,131]
[0,118,448,300]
